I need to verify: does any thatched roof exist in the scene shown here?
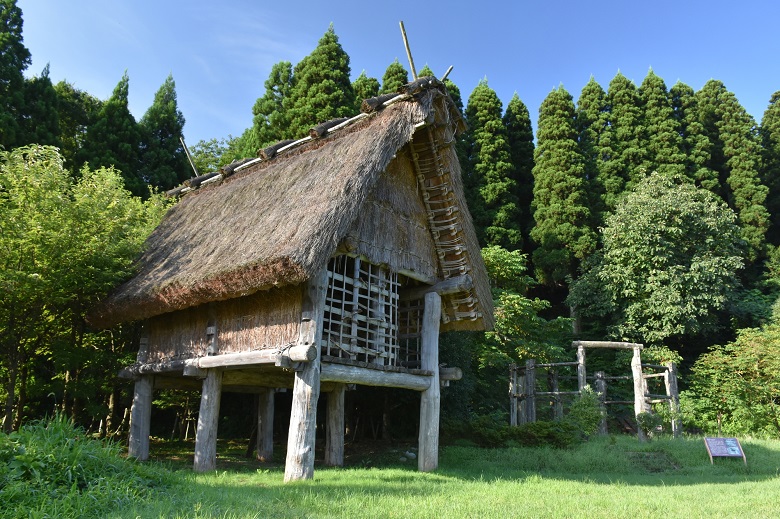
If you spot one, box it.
[90,79,493,331]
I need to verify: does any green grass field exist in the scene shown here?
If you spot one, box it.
[109,435,780,519]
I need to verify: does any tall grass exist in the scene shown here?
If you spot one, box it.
[0,415,173,519]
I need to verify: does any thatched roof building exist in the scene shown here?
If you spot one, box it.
[98,77,494,480]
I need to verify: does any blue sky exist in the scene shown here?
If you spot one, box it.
[18,0,780,146]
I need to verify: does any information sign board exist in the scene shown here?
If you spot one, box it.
[704,437,746,465]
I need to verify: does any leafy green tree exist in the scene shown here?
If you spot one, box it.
[760,91,780,245]
[568,173,743,347]
[669,81,717,191]
[462,246,570,415]
[379,59,409,94]
[637,70,685,177]
[531,86,596,285]
[0,0,31,149]
[602,72,647,204]
[0,145,166,430]
[503,93,535,250]
[78,73,143,195]
[283,26,355,139]
[696,79,769,263]
[687,324,780,437]
[19,64,60,148]
[575,77,609,224]
[249,61,293,151]
[188,137,234,173]
[464,80,521,249]
[138,74,190,191]
[351,70,379,109]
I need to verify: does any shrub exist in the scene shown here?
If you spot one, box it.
[566,386,603,437]
[0,414,173,519]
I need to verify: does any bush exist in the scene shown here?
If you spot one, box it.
[0,414,173,519]
[463,413,584,449]
[566,386,603,437]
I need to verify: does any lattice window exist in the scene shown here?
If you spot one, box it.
[322,256,421,368]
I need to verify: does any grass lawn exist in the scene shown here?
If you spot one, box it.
[110,435,780,518]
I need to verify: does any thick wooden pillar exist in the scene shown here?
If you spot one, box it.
[128,375,152,460]
[418,291,441,472]
[284,270,328,482]
[256,388,275,462]
[325,383,346,466]
[193,368,223,471]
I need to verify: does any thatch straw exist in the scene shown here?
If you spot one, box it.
[90,84,493,333]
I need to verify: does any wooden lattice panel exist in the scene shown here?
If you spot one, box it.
[322,256,422,367]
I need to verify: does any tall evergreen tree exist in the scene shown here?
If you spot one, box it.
[0,0,31,149]
[531,86,597,285]
[503,93,535,250]
[283,26,355,139]
[669,81,717,191]
[20,64,60,147]
[379,59,409,94]
[78,72,142,195]
[638,70,685,177]
[696,80,769,262]
[54,81,102,172]
[464,80,521,249]
[138,74,190,192]
[351,70,379,109]
[602,72,647,204]
[250,60,293,151]
[760,91,780,245]
[575,77,609,225]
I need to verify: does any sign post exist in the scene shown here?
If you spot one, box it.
[703,437,746,465]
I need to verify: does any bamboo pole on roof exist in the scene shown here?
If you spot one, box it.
[399,21,418,80]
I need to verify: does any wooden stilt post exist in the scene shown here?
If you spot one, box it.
[664,362,681,438]
[509,364,518,426]
[284,269,328,482]
[524,359,536,423]
[418,291,441,472]
[325,383,346,466]
[193,369,223,471]
[128,375,152,460]
[576,342,587,392]
[631,346,648,441]
[594,371,608,435]
[256,388,274,462]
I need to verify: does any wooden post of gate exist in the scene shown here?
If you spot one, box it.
[576,343,587,392]
[631,346,648,441]
[594,371,608,435]
[518,369,527,425]
[525,359,536,423]
[550,369,564,420]
[418,291,442,472]
[510,364,516,426]
[664,362,681,438]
